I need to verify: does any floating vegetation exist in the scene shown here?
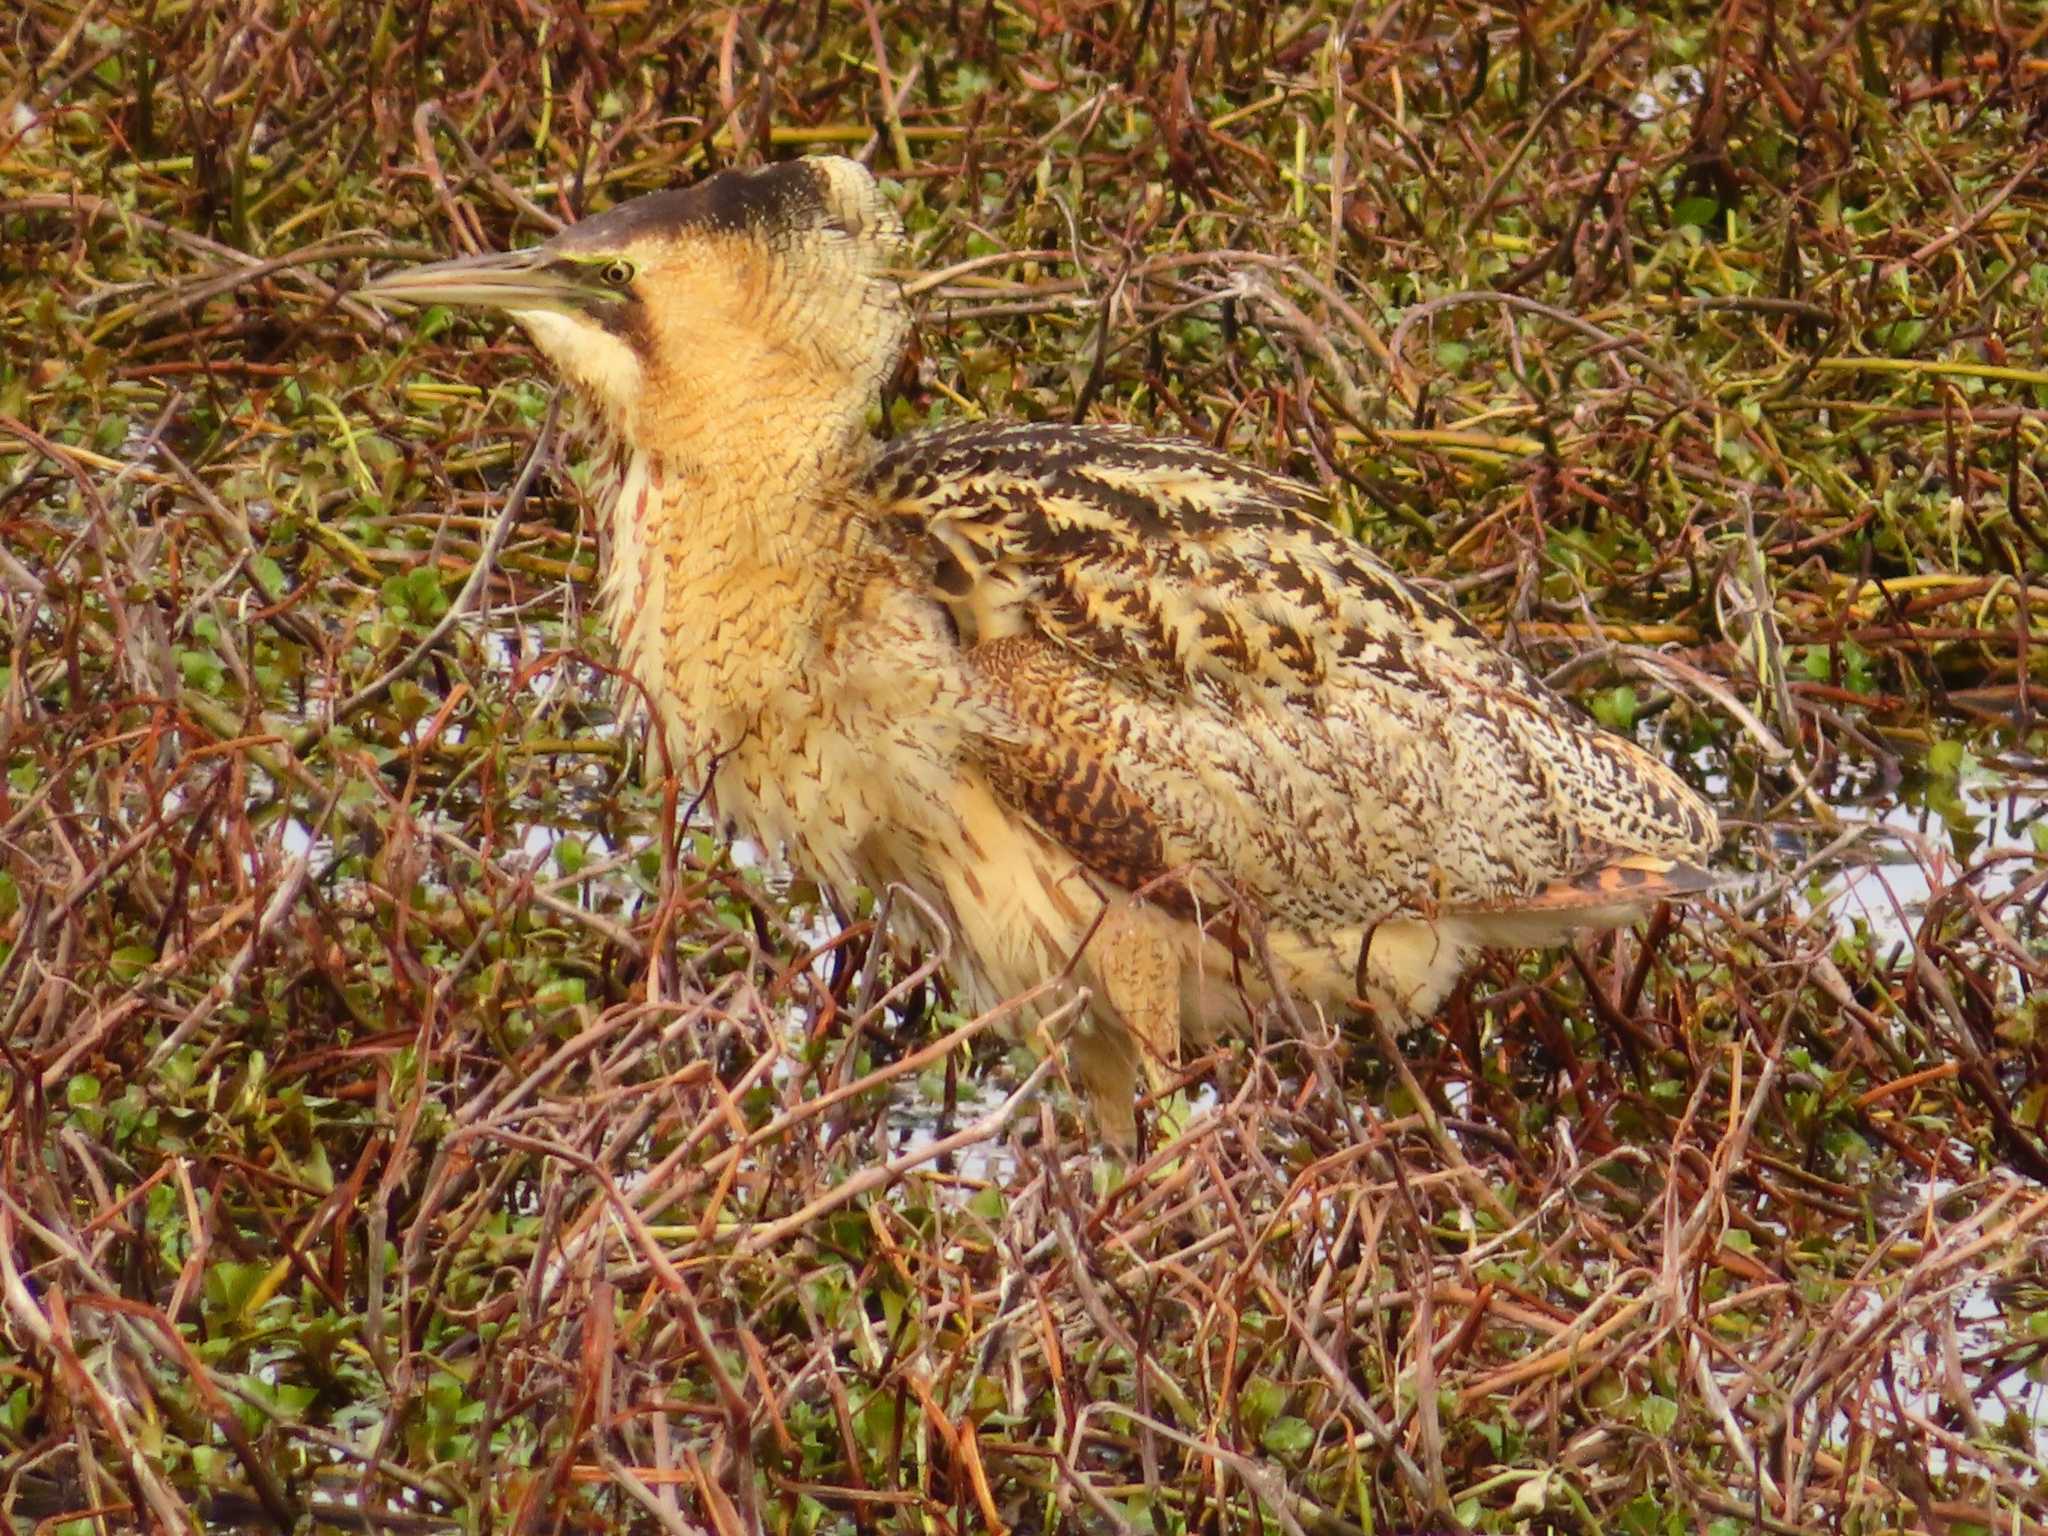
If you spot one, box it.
[2,3,2045,1532]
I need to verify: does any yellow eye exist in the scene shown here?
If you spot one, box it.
[599,259,634,288]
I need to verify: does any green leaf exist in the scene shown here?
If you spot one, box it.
[0,1385,31,1436]
[1673,195,1720,228]
[250,554,289,598]
[204,1260,271,1318]
[1840,638,1876,695]
[968,1187,1005,1221]
[1591,684,1638,732]
[1261,1416,1314,1456]
[1241,1376,1287,1431]
[535,977,586,1011]
[1637,1393,1678,1434]
[1877,318,1927,356]
[176,649,227,695]
[93,412,131,453]
[859,1389,898,1447]
[381,566,450,623]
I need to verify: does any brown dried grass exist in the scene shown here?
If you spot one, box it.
[3,3,2046,1532]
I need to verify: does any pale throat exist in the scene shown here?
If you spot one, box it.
[565,338,885,782]
[624,361,873,564]
[517,306,860,529]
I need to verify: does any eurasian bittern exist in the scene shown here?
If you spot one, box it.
[363,156,1718,1148]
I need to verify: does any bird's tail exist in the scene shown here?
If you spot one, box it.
[1446,852,1726,947]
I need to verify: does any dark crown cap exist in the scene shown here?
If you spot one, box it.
[552,160,858,251]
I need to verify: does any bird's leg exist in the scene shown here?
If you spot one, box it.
[1094,905,1182,1075]
[1065,1020,1140,1157]
[1081,904,1184,1155]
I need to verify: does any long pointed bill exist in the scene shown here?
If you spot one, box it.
[361,248,589,314]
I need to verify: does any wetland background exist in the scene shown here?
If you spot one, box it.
[3,2,2047,1531]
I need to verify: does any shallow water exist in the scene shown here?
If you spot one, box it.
[1800,751,2045,973]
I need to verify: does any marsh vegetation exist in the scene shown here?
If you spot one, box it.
[2,3,2046,1531]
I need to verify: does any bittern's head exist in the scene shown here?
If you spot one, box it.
[365,157,905,458]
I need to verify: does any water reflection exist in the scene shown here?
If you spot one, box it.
[1804,747,2045,958]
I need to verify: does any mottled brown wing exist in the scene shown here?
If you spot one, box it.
[866,423,1716,927]
[964,635,1198,911]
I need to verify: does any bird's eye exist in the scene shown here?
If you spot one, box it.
[599,259,634,288]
